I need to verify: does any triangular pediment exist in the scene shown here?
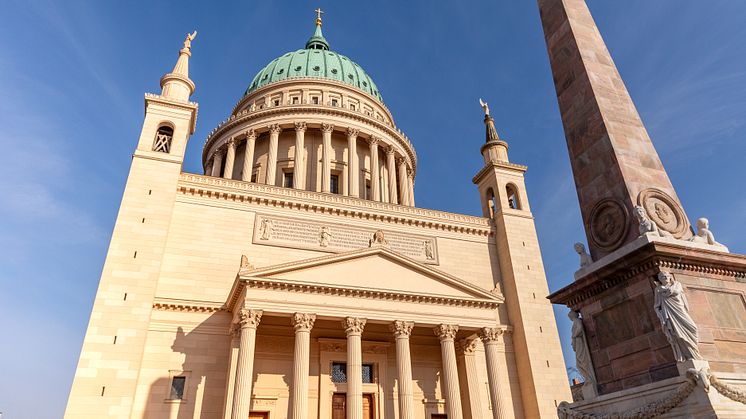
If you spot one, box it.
[236,247,502,304]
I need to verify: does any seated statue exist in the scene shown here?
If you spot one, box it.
[634,205,672,238]
[574,242,593,268]
[690,217,724,247]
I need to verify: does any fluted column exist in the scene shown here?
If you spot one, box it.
[223,138,237,179]
[407,169,415,206]
[457,338,483,419]
[231,309,262,419]
[368,137,380,201]
[391,321,415,419]
[242,129,256,182]
[266,124,281,185]
[290,313,316,419]
[479,328,507,419]
[293,123,307,189]
[321,123,334,193]
[343,317,367,419]
[386,148,399,204]
[398,157,410,206]
[434,324,463,419]
[347,128,360,197]
[211,149,224,177]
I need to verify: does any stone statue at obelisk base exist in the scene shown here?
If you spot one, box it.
[569,310,597,399]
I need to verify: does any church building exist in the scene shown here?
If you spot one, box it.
[65,12,570,419]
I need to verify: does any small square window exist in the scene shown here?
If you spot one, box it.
[273,100,279,106]
[331,362,347,383]
[283,172,294,188]
[350,104,356,111]
[292,97,299,104]
[330,174,340,194]
[312,97,319,105]
[331,99,338,107]
[169,376,186,400]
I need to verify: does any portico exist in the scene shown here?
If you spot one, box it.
[223,246,511,419]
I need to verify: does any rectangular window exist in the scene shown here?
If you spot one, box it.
[312,96,319,105]
[331,99,339,107]
[292,97,299,104]
[169,376,186,400]
[283,171,294,188]
[330,174,340,194]
[330,362,374,383]
[350,103,356,111]
[273,99,280,106]
[251,172,258,183]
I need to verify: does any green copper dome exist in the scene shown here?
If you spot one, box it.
[245,23,383,102]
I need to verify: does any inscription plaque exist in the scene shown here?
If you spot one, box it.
[252,214,439,264]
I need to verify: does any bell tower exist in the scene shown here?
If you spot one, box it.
[65,33,198,418]
[473,101,571,417]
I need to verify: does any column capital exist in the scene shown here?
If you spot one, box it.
[292,313,316,332]
[396,156,407,166]
[478,327,506,343]
[457,337,480,355]
[407,167,413,177]
[268,123,282,134]
[321,123,334,133]
[368,136,380,146]
[385,146,396,156]
[227,137,238,147]
[347,127,360,138]
[237,309,263,329]
[245,128,256,140]
[294,122,307,132]
[342,317,367,336]
[434,324,459,341]
[390,320,414,338]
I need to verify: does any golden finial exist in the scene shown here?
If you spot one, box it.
[315,8,324,26]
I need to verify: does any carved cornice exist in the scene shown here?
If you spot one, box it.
[434,324,459,341]
[342,317,367,335]
[227,276,501,313]
[472,160,529,185]
[177,173,493,237]
[152,301,225,313]
[144,93,198,134]
[390,321,414,338]
[549,240,746,308]
[292,313,316,332]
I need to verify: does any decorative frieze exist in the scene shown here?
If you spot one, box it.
[252,214,439,264]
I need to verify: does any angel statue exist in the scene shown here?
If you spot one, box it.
[654,271,702,362]
[183,31,197,50]
[479,98,490,116]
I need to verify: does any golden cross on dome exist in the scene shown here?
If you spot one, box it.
[315,8,324,26]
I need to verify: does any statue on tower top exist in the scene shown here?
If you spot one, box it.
[183,30,197,51]
[479,98,490,116]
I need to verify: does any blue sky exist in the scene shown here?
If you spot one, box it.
[1,1,744,417]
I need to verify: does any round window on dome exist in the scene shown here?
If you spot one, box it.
[331,69,338,74]
[277,69,284,74]
[348,75,354,80]
[362,81,368,87]
[313,66,320,71]
[294,66,302,71]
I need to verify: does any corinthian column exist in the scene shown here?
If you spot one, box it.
[293,122,307,189]
[398,157,410,206]
[223,138,237,179]
[434,324,463,419]
[266,124,281,185]
[241,129,256,182]
[368,137,380,201]
[457,338,483,419]
[290,313,316,419]
[211,149,223,177]
[347,128,360,197]
[231,309,262,419]
[407,169,415,206]
[343,317,367,419]
[321,123,334,193]
[390,321,415,419]
[386,147,398,204]
[479,328,507,419]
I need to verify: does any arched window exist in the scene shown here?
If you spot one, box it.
[153,125,174,153]
[486,188,497,218]
[506,184,521,210]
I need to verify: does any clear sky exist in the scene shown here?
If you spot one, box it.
[1,1,744,417]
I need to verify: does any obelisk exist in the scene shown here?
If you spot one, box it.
[537,0,691,260]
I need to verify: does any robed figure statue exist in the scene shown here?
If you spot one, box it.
[653,271,702,362]
[569,310,596,388]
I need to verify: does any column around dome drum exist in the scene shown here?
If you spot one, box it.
[386,147,398,205]
[321,123,334,193]
[347,128,360,197]
[242,129,256,182]
[223,138,237,180]
[398,157,409,206]
[294,122,307,189]
[266,124,281,186]
[368,137,380,201]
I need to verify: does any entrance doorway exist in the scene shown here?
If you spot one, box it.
[331,393,375,419]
